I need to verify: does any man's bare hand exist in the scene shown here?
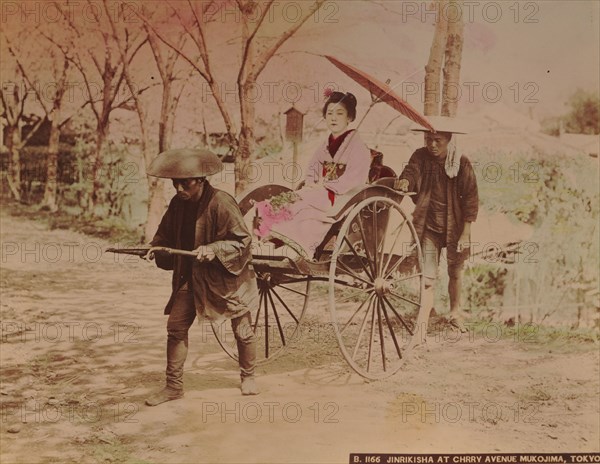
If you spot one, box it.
[393,178,409,192]
[456,234,470,253]
[195,245,216,262]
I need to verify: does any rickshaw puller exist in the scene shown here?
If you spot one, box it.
[395,116,479,334]
[145,148,259,406]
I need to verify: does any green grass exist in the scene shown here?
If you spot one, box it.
[3,197,143,244]
[461,318,599,350]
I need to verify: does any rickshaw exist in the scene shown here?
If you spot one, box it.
[110,56,433,380]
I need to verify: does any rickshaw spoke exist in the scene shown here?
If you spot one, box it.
[367,293,377,373]
[276,284,309,298]
[328,196,424,379]
[254,290,264,332]
[357,214,377,278]
[380,298,402,360]
[389,221,406,237]
[337,259,374,287]
[266,289,286,346]
[336,287,374,305]
[384,242,417,280]
[389,290,420,308]
[382,295,414,336]
[342,235,374,280]
[352,295,374,361]
[375,207,389,278]
[372,201,379,276]
[269,286,300,324]
[341,292,374,335]
[263,288,269,358]
[381,219,406,277]
[376,298,386,372]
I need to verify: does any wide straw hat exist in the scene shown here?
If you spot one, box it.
[147,148,223,178]
[411,115,469,134]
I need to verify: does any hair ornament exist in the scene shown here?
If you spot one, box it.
[323,87,335,99]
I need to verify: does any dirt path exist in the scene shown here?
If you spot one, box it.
[1,209,598,464]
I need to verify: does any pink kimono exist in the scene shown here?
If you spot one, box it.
[255,130,371,257]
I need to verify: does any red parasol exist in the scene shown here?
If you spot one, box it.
[325,55,434,131]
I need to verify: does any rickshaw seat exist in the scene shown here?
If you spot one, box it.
[369,148,396,182]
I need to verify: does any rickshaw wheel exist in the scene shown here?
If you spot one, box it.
[328,196,426,379]
[211,184,310,364]
[210,275,310,364]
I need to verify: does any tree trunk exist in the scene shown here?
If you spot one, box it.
[145,82,184,241]
[208,78,237,148]
[158,85,180,154]
[235,9,256,196]
[143,86,173,242]
[235,81,257,195]
[144,176,166,242]
[165,97,180,154]
[158,83,172,153]
[88,125,108,214]
[136,118,165,240]
[5,126,21,201]
[424,0,448,116]
[441,0,464,117]
[42,121,60,212]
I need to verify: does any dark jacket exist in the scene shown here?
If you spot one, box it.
[399,147,479,246]
[151,182,258,319]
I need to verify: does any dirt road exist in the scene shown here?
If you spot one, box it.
[1,210,598,463]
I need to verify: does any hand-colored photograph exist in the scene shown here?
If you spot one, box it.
[1,1,598,463]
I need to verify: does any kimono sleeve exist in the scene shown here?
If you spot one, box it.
[207,192,253,276]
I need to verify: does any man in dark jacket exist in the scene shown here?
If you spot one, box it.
[395,117,478,333]
[145,148,259,406]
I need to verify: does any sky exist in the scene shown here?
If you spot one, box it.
[170,0,600,136]
[1,0,598,140]
[273,0,600,118]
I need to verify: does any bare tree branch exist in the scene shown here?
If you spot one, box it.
[133,4,211,83]
[112,84,159,111]
[238,0,275,83]
[0,84,44,148]
[250,0,325,81]
[4,36,50,115]
[169,2,206,68]
[184,0,217,87]
[65,54,101,122]
[0,82,19,123]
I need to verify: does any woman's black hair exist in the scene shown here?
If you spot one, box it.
[322,91,357,121]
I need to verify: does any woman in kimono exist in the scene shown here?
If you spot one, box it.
[254,91,371,258]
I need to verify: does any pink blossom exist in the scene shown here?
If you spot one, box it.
[254,201,293,238]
